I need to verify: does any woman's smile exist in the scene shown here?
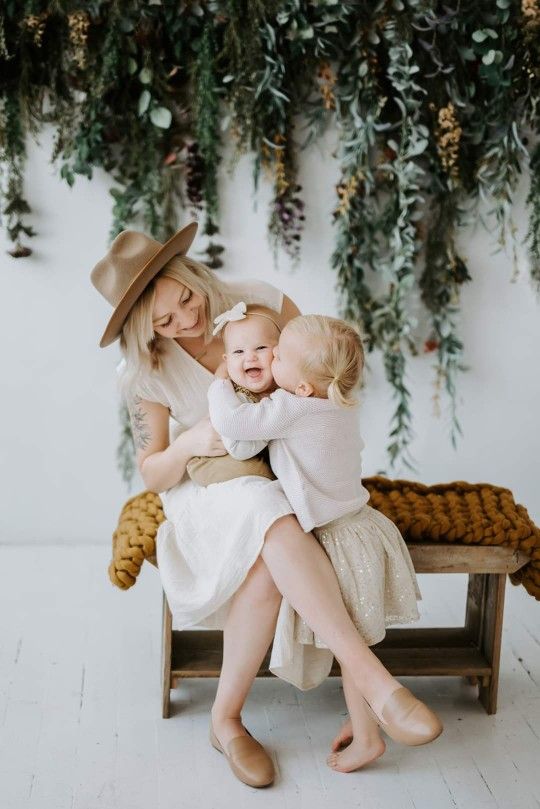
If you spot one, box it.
[179,308,203,333]
[152,277,206,338]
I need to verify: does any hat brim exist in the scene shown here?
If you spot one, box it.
[99,222,198,348]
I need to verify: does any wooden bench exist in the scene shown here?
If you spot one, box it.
[160,543,530,719]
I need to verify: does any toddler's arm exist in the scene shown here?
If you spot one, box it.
[222,434,268,461]
[208,379,300,441]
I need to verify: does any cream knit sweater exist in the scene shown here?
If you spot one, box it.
[208,379,370,533]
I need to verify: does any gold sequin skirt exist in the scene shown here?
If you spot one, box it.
[294,504,422,649]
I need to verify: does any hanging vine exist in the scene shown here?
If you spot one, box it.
[1,0,539,483]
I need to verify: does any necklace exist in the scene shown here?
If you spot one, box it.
[175,336,207,362]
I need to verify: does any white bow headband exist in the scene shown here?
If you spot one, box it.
[212,301,281,337]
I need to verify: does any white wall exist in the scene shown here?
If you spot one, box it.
[1,125,539,544]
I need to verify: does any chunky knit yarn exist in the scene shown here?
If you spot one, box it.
[109,477,540,599]
[109,491,164,589]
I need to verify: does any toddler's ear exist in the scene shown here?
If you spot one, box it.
[295,381,314,398]
[222,352,228,361]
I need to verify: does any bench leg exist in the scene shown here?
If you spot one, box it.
[463,574,485,690]
[478,573,506,715]
[465,573,485,643]
[465,572,506,714]
[161,590,172,719]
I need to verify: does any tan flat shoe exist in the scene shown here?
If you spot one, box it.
[209,725,275,788]
[364,687,443,746]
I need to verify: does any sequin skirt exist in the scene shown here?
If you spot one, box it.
[294,504,422,649]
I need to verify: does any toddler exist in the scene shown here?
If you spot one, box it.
[208,310,441,772]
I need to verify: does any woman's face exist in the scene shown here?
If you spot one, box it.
[152,276,206,339]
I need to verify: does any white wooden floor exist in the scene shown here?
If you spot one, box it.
[0,545,539,809]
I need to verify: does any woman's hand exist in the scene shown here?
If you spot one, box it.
[182,416,227,458]
[214,361,229,380]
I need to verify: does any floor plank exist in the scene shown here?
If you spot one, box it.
[0,546,538,809]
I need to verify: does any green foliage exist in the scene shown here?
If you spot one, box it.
[117,401,136,490]
[1,0,539,480]
[525,142,540,291]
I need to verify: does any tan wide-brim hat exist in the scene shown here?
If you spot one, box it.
[91,221,198,347]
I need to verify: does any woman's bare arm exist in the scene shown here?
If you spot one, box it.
[130,397,189,492]
[130,397,226,492]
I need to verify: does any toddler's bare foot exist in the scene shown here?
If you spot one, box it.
[331,717,353,752]
[327,735,386,773]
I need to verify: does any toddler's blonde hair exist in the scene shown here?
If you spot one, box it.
[285,314,364,408]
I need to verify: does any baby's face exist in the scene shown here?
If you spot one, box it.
[271,325,310,394]
[223,316,280,393]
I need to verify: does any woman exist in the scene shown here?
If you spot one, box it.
[91,222,442,787]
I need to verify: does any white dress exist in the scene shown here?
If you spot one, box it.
[130,278,295,632]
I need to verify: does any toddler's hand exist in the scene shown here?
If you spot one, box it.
[215,361,229,380]
[185,416,227,457]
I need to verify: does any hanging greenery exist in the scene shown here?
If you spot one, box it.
[2,0,539,482]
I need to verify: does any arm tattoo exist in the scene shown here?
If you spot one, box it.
[130,396,152,450]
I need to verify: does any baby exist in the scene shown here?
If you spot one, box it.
[208,311,441,772]
[186,302,282,486]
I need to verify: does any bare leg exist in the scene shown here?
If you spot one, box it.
[327,666,385,772]
[260,515,401,717]
[211,556,282,748]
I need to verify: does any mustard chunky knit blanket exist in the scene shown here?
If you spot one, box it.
[109,477,540,600]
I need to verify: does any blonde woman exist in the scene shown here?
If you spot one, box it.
[92,222,439,788]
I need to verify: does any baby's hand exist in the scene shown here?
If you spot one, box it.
[214,361,229,380]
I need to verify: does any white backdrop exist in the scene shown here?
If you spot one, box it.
[1,125,539,544]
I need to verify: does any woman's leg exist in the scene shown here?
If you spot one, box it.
[211,556,282,748]
[260,515,401,717]
[327,666,385,772]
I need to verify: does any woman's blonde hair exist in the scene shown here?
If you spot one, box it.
[119,254,236,398]
[285,314,365,408]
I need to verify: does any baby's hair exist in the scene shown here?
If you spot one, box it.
[285,314,364,408]
[222,304,281,348]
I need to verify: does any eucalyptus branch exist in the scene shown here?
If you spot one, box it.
[371,16,428,472]
[420,189,471,447]
[117,401,136,491]
[194,18,221,233]
[469,5,528,275]
[331,8,390,334]
[1,3,539,483]
[0,89,35,257]
[525,140,540,292]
